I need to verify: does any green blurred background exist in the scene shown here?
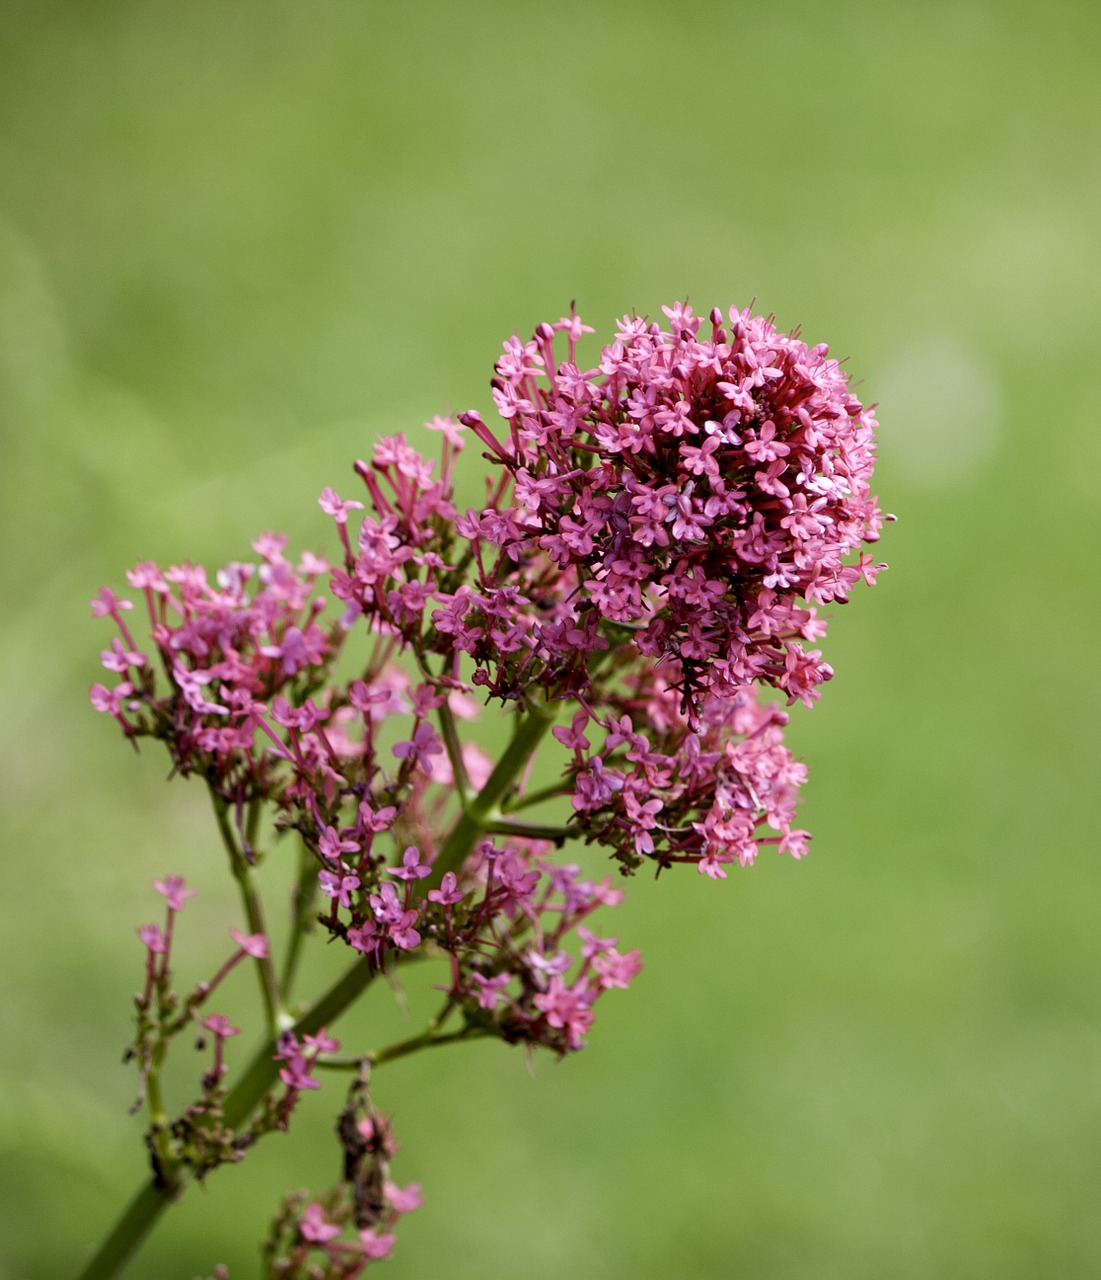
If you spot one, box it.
[2,1,1099,1276]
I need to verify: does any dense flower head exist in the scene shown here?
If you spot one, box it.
[458,302,884,717]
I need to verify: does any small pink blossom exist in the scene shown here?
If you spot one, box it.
[318,487,365,525]
[303,1028,340,1055]
[357,1228,397,1260]
[386,1180,423,1214]
[533,975,595,1048]
[427,871,464,906]
[319,826,360,863]
[387,846,431,882]
[425,413,466,450]
[153,875,196,912]
[470,971,511,1010]
[392,721,444,771]
[90,586,134,618]
[299,1202,341,1244]
[593,947,644,990]
[278,1055,320,1092]
[100,637,147,673]
[319,870,360,910]
[357,801,398,834]
[229,927,270,958]
[389,912,422,951]
[202,1013,240,1038]
[137,923,167,954]
[90,682,132,715]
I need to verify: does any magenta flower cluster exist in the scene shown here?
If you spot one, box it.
[89,302,883,1276]
[457,301,883,714]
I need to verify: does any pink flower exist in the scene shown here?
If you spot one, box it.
[278,1055,320,1092]
[299,1202,341,1244]
[425,414,466,450]
[427,871,464,906]
[303,1028,340,1055]
[347,920,379,955]
[318,486,365,525]
[592,947,644,990]
[90,586,134,619]
[357,801,398,834]
[137,923,166,954]
[100,637,146,673]
[470,971,511,1011]
[153,875,196,912]
[230,927,269,958]
[386,1180,423,1214]
[125,562,166,592]
[319,870,360,911]
[457,303,882,719]
[387,846,431,882]
[392,721,444,772]
[90,682,132,715]
[358,1228,397,1260]
[533,975,595,1049]
[389,912,421,951]
[319,826,360,863]
[552,710,591,752]
[202,1013,240,1038]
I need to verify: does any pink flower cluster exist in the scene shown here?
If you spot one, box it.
[91,535,333,789]
[397,839,640,1053]
[561,676,809,876]
[457,302,883,716]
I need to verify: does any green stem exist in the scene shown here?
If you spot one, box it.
[245,797,262,858]
[280,840,318,1002]
[224,956,377,1128]
[313,1025,486,1072]
[425,692,560,892]
[73,1181,174,1280]
[211,795,284,1033]
[435,698,470,804]
[483,817,572,842]
[371,1023,488,1067]
[500,781,570,813]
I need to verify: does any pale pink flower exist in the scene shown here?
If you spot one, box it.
[229,927,269,958]
[299,1202,340,1244]
[153,875,196,912]
[385,1180,424,1215]
[357,1228,396,1260]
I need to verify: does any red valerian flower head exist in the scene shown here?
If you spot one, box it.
[460,303,885,719]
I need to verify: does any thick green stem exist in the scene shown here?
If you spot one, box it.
[280,840,318,1002]
[484,817,572,842]
[501,781,570,813]
[425,693,560,891]
[73,1181,174,1280]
